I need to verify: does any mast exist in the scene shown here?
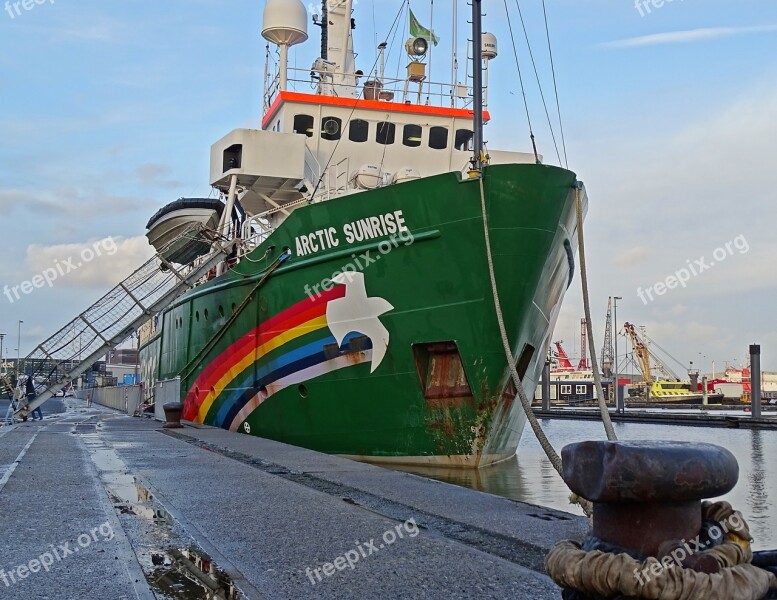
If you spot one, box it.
[471,0,484,171]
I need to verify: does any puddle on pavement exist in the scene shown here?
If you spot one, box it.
[140,546,246,600]
[81,434,246,599]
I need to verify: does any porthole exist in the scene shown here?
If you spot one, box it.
[218,305,225,318]
[402,124,422,147]
[376,121,396,145]
[349,119,369,142]
[293,114,314,137]
[429,126,448,150]
[321,116,342,141]
[298,384,309,398]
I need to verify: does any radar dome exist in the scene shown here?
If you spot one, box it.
[482,32,498,59]
[262,0,309,46]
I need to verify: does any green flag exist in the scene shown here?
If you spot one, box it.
[409,9,439,46]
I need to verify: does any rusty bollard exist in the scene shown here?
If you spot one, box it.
[562,441,739,557]
[162,402,184,429]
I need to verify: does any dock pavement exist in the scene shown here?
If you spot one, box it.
[0,398,586,599]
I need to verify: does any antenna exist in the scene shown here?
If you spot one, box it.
[471,0,484,171]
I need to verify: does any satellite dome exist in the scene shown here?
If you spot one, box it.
[262,0,309,46]
[482,32,498,59]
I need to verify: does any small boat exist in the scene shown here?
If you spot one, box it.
[629,380,724,405]
[146,197,239,264]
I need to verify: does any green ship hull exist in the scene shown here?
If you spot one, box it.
[147,163,582,467]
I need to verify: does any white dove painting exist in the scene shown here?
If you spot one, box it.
[325,272,394,373]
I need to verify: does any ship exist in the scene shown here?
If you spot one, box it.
[622,323,724,405]
[138,0,587,468]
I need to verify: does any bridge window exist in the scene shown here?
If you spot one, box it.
[429,126,448,150]
[349,119,369,142]
[321,116,342,141]
[293,114,314,137]
[376,121,396,145]
[455,129,474,151]
[402,124,422,147]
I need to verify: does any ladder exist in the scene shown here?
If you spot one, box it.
[15,225,234,420]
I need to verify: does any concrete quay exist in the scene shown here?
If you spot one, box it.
[0,399,586,599]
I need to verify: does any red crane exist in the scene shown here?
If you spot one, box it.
[578,318,589,370]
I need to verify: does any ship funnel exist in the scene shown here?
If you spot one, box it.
[262,0,309,47]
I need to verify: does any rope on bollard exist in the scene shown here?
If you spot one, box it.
[546,501,777,600]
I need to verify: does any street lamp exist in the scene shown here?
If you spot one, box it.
[17,320,23,374]
[0,333,5,375]
[613,297,623,412]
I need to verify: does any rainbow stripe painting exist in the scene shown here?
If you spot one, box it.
[182,275,392,433]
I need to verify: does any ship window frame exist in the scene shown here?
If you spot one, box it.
[560,384,572,395]
[428,126,448,150]
[321,116,342,141]
[293,114,314,137]
[455,128,474,151]
[376,121,396,145]
[576,385,587,395]
[349,119,369,142]
[402,124,423,147]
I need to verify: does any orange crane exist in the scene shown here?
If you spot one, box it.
[623,323,680,390]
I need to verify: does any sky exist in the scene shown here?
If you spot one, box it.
[0,0,776,374]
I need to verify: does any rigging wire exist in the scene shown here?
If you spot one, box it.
[310,0,408,202]
[513,0,562,166]
[542,0,568,168]
[501,0,539,163]
[392,1,409,82]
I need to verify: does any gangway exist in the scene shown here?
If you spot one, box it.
[12,225,235,420]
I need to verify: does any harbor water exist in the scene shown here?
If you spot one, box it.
[398,418,777,550]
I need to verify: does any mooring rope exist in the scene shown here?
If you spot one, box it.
[575,184,617,441]
[478,174,593,517]
[546,501,777,599]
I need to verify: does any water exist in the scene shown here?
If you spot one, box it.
[400,419,777,550]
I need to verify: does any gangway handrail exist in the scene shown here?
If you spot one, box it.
[14,225,235,420]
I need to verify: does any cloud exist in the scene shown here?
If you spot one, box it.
[602,25,777,48]
[0,186,157,217]
[615,246,649,268]
[135,164,181,188]
[23,236,155,289]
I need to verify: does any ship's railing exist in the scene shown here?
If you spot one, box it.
[265,67,476,113]
[239,217,274,257]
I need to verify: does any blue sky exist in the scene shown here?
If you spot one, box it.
[1,0,776,373]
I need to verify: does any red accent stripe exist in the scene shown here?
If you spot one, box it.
[262,91,491,130]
